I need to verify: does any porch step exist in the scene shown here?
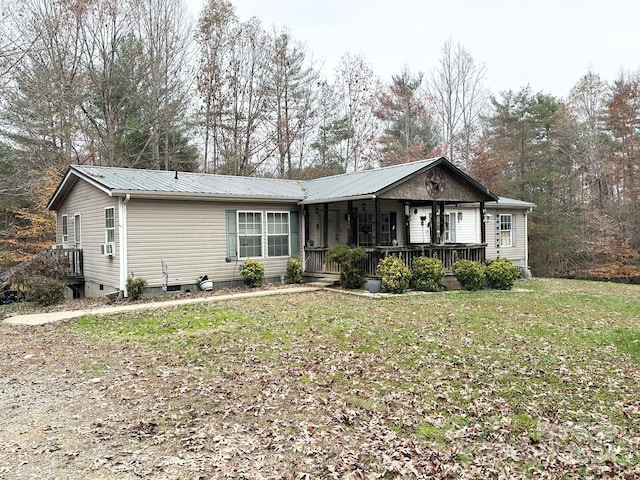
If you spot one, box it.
[303,273,340,288]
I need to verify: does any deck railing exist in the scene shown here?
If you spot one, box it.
[48,246,83,279]
[304,244,486,277]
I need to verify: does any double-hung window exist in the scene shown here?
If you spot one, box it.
[238,211,262,258]
[499,214,513,247]
[61,214,68,245]
[105,207,115,244]
[267,212,289,257]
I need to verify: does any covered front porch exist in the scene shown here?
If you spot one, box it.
[298,158,498,278]
[305,244,486,277]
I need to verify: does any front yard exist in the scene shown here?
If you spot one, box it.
[1,278,639,478]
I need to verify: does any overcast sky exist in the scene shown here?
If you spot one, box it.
[186,0,640,98]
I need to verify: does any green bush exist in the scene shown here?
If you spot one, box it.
[327,244,366,289]
[452,259,486,291]
[377,255,411,294]
[23,275,66,306]
[285,256,303,284]
[412,256,445,292]
[485,258,520,290]
[240,259,265,287]
[126,275,147,300]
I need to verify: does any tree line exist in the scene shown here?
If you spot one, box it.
[0,0,638,279]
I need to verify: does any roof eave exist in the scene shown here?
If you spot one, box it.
[298,193,377,205]
[111,190,305,203]
[47,166,115,210]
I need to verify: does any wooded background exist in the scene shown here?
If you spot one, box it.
[1,0,638,280]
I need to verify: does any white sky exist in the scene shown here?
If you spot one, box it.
[186,0,640,98]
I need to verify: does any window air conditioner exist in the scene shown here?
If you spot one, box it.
[101,243,115,256]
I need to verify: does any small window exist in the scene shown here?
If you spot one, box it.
[499,214,513,247]
[238,211,262,258]
[105,207,115,244]
[267,212,289,257]
[61,214,68,244]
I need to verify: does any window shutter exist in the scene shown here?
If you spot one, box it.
[226,210,237,260]
[511,213,517,247]
[290,211,299,256]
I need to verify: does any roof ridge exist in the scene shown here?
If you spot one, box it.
[300,157,440,184]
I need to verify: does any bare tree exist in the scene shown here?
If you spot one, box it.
[267,28,320,178]
[429,39,487,167]
[139,0,194,170]
[196,0,236,173]
[334,53,381,172]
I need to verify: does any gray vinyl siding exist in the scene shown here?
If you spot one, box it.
[484,208,528,267]
[126,199,300,288]
[56,180,120,294]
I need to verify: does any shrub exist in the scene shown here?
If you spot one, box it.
[377,255,411,294]
[285,256,303,284]
[452,259,486,291]
[327,244,366,289]
[412,256,445,292]
[240,259,265,287]
[126,275,147,300]
[485,258,520,290]
[23,275,66,306]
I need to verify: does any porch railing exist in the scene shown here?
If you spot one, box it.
[48,246,84,279]
[304,244,486,277]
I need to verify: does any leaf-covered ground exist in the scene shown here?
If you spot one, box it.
[1,278,640,479]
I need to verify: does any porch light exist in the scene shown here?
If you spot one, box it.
[404,203,410,216]
[458,212,463,222]
[483,211,492,222]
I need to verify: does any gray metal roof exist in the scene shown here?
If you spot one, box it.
[493,197,536,208]
[468,196,536,209]
[48,158,505,210]
[60,165,305,202]
[300,158,441,204]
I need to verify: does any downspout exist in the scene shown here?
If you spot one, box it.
[524,207,531,275]
[119,194,131,296]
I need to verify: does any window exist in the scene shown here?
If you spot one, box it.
[267,212,289,257]
[446,212,456,243]
[105,207,115,244]
[357,212,373,246]
[74,214,81,247]
[61,215,68,244]
[499,214,513,247]
[238,211,262,258]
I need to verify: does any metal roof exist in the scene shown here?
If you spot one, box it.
[48,165,306,209]
[481,197,536,208]
[48,158,504,210]
[299,158,441,204]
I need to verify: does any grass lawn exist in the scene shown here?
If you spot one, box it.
[19,278,640,478]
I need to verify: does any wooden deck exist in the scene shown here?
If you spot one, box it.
[304,244,486,277]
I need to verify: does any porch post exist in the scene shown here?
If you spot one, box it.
[404,202,410,245]
[439,201,446,245]
[375,198,381,247]
[323,203,329,247]
[430,202,437,244]
[304,205,310,247]
[480,201,486,244]
[347,200,354,246]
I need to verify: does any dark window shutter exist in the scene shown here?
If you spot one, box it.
[290,211,299,256]
[226,210,237,260]
[511,213,517,247]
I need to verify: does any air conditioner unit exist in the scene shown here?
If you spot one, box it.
[101,243,115,256]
